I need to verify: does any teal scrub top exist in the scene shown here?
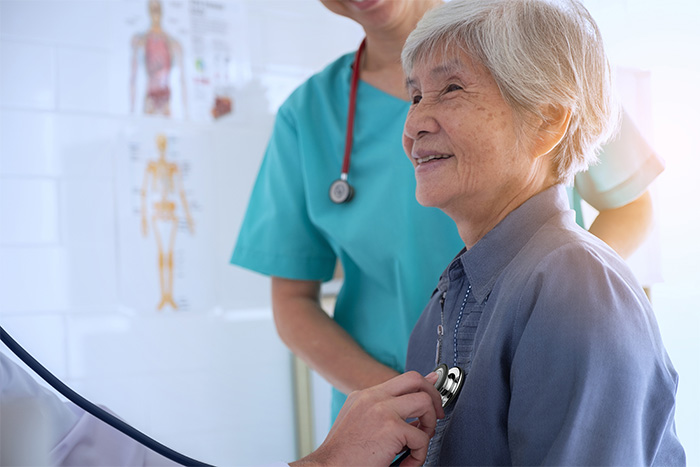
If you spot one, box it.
[231,52,464,418]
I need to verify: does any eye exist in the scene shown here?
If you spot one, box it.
[444,83,463,93]
[411,94,422,105]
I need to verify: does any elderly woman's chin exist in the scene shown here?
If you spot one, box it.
[414,180,452,209]
[410,158,458,208]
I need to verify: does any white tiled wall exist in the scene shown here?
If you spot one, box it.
[5,1,696,465]
[0,110,58,176]
[0,41,56,110]
[0,179,60,244]
[0,0,361,465]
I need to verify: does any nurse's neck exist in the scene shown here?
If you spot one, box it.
[360,36,408,100]
[360,0,442,101]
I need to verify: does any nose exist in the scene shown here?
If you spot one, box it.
[403,101,440,142]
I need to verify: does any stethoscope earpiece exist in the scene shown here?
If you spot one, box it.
[329,178,354,204]
[433,363,465,408]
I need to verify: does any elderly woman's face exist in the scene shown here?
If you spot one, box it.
[403,48,540,216]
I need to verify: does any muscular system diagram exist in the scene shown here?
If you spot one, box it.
[130,0,187,117]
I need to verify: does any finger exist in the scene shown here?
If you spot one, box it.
[386,392,438,437]
[382,371,432,396]
[382,372,444,419]
[424,371,439,385]
[397,425,431,467]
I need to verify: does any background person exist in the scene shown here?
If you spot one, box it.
[400,0,684,464]
[231,0,663,422]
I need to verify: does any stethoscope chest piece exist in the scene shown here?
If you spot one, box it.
[434,363,465,408]
[329,178,354,204]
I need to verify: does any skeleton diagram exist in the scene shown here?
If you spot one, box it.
[141,134,194,310]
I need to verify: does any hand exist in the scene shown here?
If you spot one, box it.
[293,371,443,467]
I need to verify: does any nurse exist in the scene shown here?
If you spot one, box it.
[231,0,663,421]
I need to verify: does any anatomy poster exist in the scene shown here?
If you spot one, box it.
[116,121,217,312]
[122,0,250,122]
[116,0,249,313]
[189,0,250,121]
[126,0,189,119]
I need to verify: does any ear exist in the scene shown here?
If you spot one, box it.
[532,105,572,159]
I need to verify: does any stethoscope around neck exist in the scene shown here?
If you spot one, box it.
[329,39,366,204]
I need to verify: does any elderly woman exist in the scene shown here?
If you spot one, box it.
[401,0,685,465]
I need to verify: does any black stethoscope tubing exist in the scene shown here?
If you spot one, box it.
[329,39,366,204]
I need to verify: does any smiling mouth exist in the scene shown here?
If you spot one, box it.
[416,154,452,164]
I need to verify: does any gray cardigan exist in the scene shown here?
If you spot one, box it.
[406,185,684,466]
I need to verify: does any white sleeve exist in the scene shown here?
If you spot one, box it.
[1,352,81,460]
[50,405,179,466]
[0,352,176,466]
[575,110,664,210]
[2,352,285,467]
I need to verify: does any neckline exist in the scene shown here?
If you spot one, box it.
[345,52,409,106]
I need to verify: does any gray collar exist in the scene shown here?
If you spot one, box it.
[436,185,573,304]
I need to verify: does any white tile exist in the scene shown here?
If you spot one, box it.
[0,1,114,49]
[61,178,116,247]
[135,313,296,465]
[54,114,119,179]
[64,245,118,312]
[252,1,362,72]
[0,110,58,176]
[66,313,148,380]
[0,247,69,312]
[0,41,55,110]
[57,48,113,113]
[213,124,274,310]
[0,179,60,245]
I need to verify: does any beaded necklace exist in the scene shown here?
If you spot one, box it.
[436,283,472,367]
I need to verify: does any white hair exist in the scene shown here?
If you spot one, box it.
[402,0,620,183]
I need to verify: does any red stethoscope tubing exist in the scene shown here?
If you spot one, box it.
[341,38,366,177]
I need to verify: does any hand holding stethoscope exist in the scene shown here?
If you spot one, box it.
[389,364,465,466]
[329,39,366,204]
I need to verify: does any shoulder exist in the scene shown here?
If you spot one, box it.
[507,219,662,357]
[499,215,644,327]
[521,219,640,308]
[278,52,354,117]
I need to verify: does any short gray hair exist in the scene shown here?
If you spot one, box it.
[402,0,620,183]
